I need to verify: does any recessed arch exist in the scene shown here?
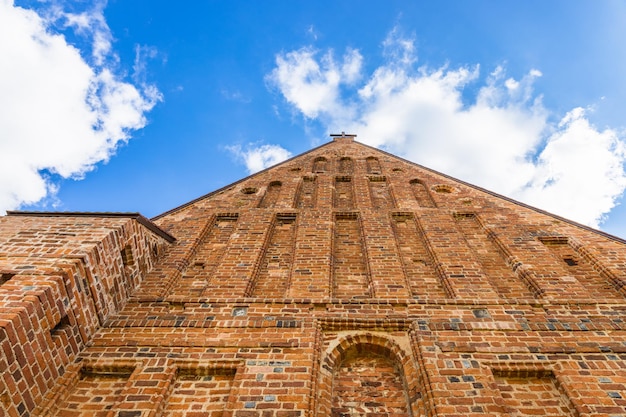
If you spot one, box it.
[366,156,382,174]
[295,176,317,208]
[316,332,424,417]
[313,157,328,173]
[409,179,436,208]
[258,181,282,208]
[432,184,454,194]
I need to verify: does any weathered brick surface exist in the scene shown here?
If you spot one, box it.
[3,136,626,416]
[0,214,171,417]
[331,354,408,416]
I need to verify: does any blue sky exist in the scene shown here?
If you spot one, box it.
[3,0,626,238]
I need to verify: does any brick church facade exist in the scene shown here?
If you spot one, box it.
[2,135,626,416]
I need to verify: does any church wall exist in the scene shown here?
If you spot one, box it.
[3,137,626,416]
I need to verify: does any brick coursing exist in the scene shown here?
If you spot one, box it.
[2,137,626,416]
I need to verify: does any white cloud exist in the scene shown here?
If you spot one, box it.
[267,29,626,229]
[227,144,292,174]
[266,47,362,123]
[382,26,416,67]
[306,25,318,41]
[0,0,160,213]
[518,108,626,226]
[133,44,159,85]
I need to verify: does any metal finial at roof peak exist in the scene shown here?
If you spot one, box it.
[329,131,357,141]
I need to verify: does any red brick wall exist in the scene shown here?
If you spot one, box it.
[3,137,626,416]
[0,215,170,416]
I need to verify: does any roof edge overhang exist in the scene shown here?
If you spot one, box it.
[5,211,176,243]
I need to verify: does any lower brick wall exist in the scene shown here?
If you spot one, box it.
[19,299,626,417]
[164,366,236,417]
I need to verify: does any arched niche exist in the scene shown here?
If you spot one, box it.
[409,179,436,208]
[295,176,317,208]
[366,156,382,174]
[313,157,329,173]
[316,332,425,417]
[258,181,282,208]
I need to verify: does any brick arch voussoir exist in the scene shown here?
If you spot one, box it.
[324,332,410,372]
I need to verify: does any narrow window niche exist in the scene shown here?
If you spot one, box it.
[179,214,239,296]
[333,176,355,209]
[258,181,282,208]
[368,176,395,209]
[366,156,382,174]
[391,213,447,299]
[454,213,535,300]
[409,179,436,208]
[249,213,297,298]
[332,213,370,299]
[338,157,353,174]
[295,176,317,208]
[313,157,328,173]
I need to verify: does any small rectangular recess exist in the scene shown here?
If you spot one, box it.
[492,367,579,416]
[453,212,476,219]
[216,213,239,221]
[563,257,578,266]
[120,245,134,266]
[176,366,237,381]
[276,213,297,223]
[335,176,352,183]
[335,212,359,220]
[369,175,387,182]
[80,365,134,380]
[50,315,71,337]
[492,368,554,379]
[392,212,414,222]
[51,364,135,416]
[538,236,569,246]
[165,362,239,415]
